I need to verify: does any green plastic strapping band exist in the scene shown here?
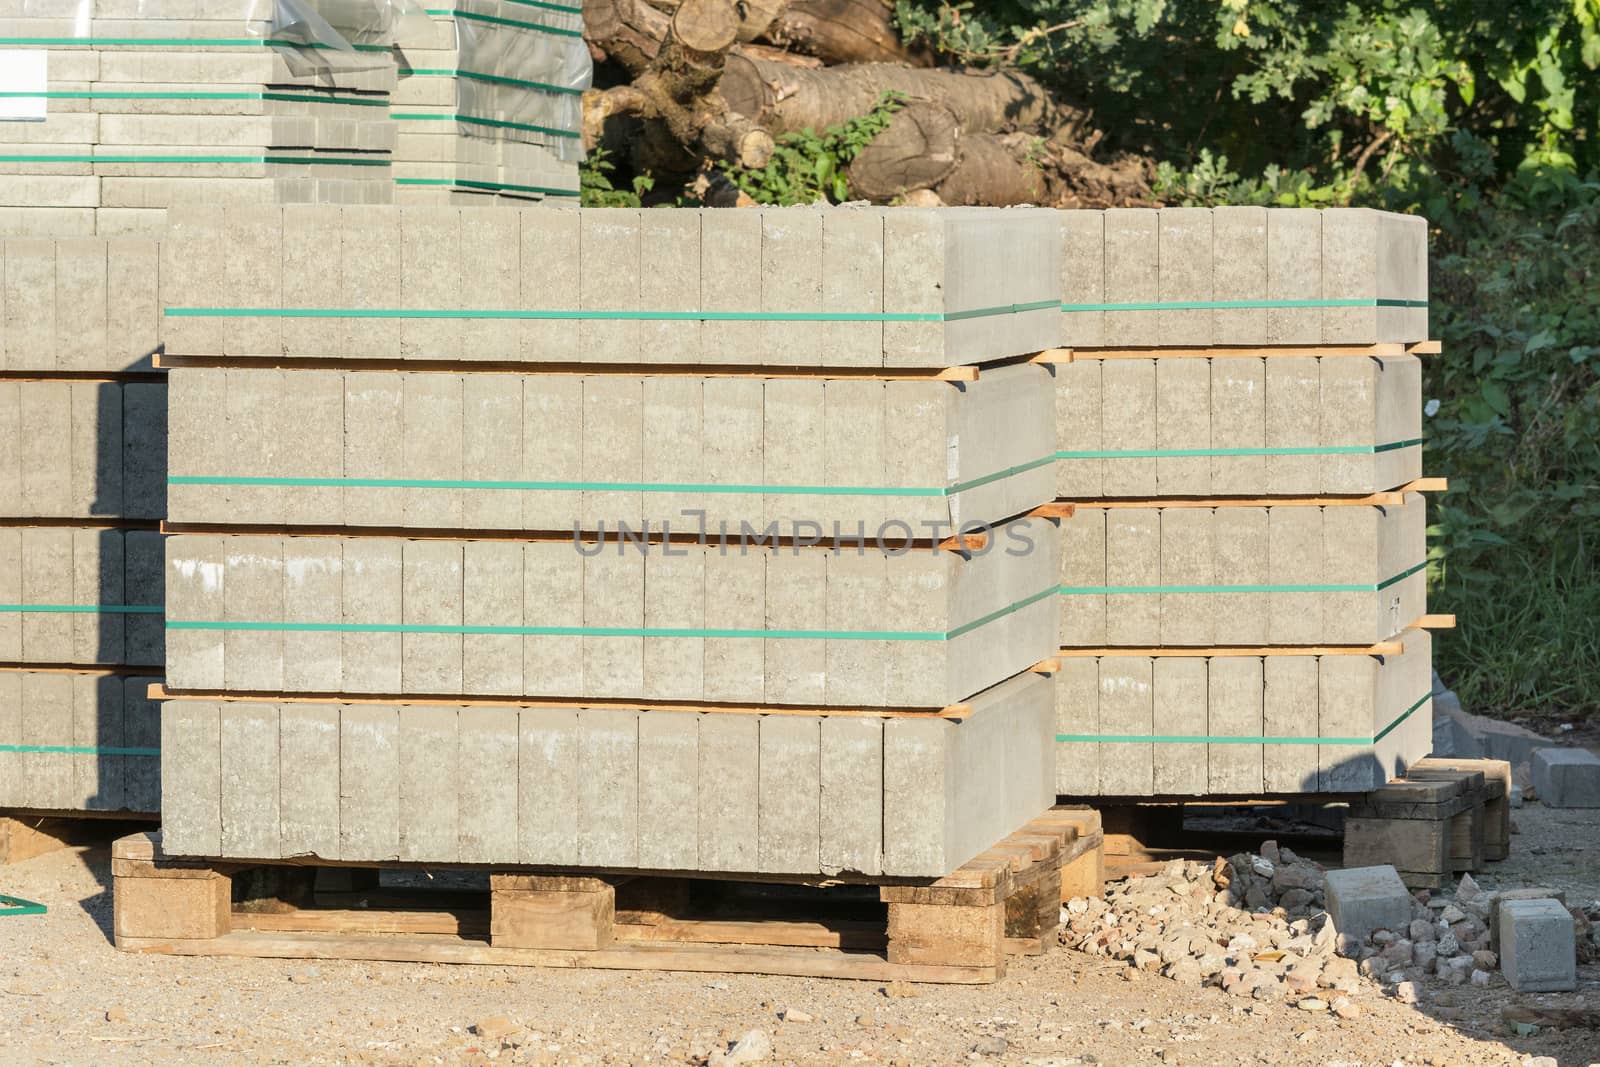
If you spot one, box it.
[423,9,584,37]
[1057,560,1427,596]
[0,604,163,614]
[1056,439,1423,459]
[162,299,1057,322]
[1055,692,1430,746]
[165,586,1057,641]
[399,68,585,95]
[1060,298,1429,312]
[168,454,1056,498]
[0,895,47,918]
[0,744,159,756]
[393,176,579,197]
[0,36,388,51]
[391,111,579,139]
[501,0,583,14]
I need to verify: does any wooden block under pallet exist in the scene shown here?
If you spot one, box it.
[1409,758,1511,862]
[1,817,74,865]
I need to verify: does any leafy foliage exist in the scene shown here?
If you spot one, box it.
[580,146,654,208]
[722,92,907,205]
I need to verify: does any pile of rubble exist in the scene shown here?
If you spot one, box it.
[1060,841,1595,1011]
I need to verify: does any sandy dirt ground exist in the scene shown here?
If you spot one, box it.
[1,803,1597,1067]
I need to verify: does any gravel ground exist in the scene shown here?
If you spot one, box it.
[1,804,1597,1067]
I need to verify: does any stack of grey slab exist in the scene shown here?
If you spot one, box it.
[1051,207,1437,796]
[390,0,588,203]
[0,235,165,814]
[157,202,1068,878]
[0,0,399,239]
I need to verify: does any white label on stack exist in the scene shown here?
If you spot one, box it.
[0,50,48,122]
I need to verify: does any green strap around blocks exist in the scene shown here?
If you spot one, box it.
[1057,559,1427,596]
[0,90,387,106]
[0,604,162,614]
[390,111,577,139]
[169,454,1056,498]
[162,299,1061,322]
[0,153,389,166]
[0,37,389,51]
[1060,298,1429,312]
[1056,439,1423,459]
[1055,691,1430,746]
[0,744,159,756]
[393,176,579,197]
[166,585,1057,642]
[400,68,584,96]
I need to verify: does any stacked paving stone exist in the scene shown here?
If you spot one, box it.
[1051,207,1436,795]
[0,235,165,814]
[157,202,1066,878]
[390,0,588,202]
[0,0,401,239]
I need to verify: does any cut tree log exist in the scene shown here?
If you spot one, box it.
[765,0,933,66]
[845,101,959,200]
[718,57,1059,136]
[933,132,1047,206]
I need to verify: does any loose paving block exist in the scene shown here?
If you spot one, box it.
[1531,747,1600,808]
[1324,864,1413,943]
[1498,898,1577,992]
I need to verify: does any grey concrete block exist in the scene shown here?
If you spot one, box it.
[1103,208,1158,345]
[702,378,763,530]
[762,548,825,706]
[165,535,224,689]
[821,207,884,364]
[20,528,72,663]
[1319,654,1381,792]
[700,207,762,365]
[696,714,759,871]
[1054,657,1100,795]
[1321,208,1379,343]
[1325,865,1413,943]
[644,548,705,701]
[164,368,223,523]
[1373,355,1423,492]
[578,707,639,867]
[1058,507,1106,646]
[1060,210,1105,348]
[1152,657,1206,795]
[221,204,281,358]
[1267,208,1321,344]
[279,703,339,859]
[1158,207,1213,344]
[219,702,280,858]
[0,383,18,513]
[758,714,821,873]
[1268,505,1323,643]
[1212,506,1268,645]
[396,705,459,863]
[403,373,464,528]
[761,377,824,531]
[1208,656,1263,795]
[222,538,284,693]
[1265,356,1322,494]
[402,540,463,695]
[342,539,402,695]
[1105,508,1158,646]
[522,541,582,696]
[704,547,765,704]
[0,529,18,663]
[637,711,700,870]
[70,674,123,811]
[121,382,166,519]
[344,372,406,527]
[1264,655,1320,792]
[285,369,343,527]
[1531,747,1600,808]
[339,703,401,862]
[823,379,885,535]
[282,538,341,693]
[518,707,581,865]
[1322,502,1380,644]
[518,207,580,361]
[641,375,702,532]
[1213,206,1268,344]
[463,541,522,696]
[1098,656,1153,795]
[1498,897,1577,991]
[340,205,402,360]
[1210,357,1265,493]
[279,204,338,359]
[1100,359,1156,496]
[882,715,950,874]
[459,209,519,362]
[1054,358,1103,498]
[762,208,823,365]
[0,674,17,808]
[462,374,522,529]
[881,209,943,366]
[459,706,518,863]
[72,529,124,666]
[819,715,883,876]
[824,548,887,706]
[125,531,164,667]
[521,375,583,532]
[581,549,644,699]
[581,375,642,530]
[224,368,284,523]
[1155,357,1211,493]
[399,206,461,361]
[579,208,641,363]
[640,208,701,364]
[18,673,71,811]
[1159,507,1214,646]
[70,381,122,516]
[122,676,161,814]
[21,381,69,516]
[54,239,107,371]
[160,700,221,857]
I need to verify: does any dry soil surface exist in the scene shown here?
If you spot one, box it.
[1,804,1597,1067]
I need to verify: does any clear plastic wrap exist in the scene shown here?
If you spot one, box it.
[444,0,591,160]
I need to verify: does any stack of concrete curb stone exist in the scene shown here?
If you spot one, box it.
[0,0,401,239]
[156,202,1067,879]
[1051,207,1437,796]
[0,234,165,814]
[390,0,588,202]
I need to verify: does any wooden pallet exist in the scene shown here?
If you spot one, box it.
[1345,759,1509,888]
[2,811,158,865]
[111,811,1103,984]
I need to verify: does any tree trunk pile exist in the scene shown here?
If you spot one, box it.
[582,0,1152,206]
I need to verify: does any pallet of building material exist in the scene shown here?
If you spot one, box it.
[18,82,393,118]
[1053,628,1434,797]
[1057,492,1427,648]
[157,203,1065,367]
[0,236,160,369]
[88,48,399,92]
[0,670,161,813]
[1344,768,1488,889]
[1059,206,1428,348]
[1054,351,1423,497]
[0,526,164,665]
[163,363,1053,533]
[0,380,166,518]
[1408,756,1512,861]
[161,518,1059,706]
[155,668,1054,875]
[112,809,1095,982]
